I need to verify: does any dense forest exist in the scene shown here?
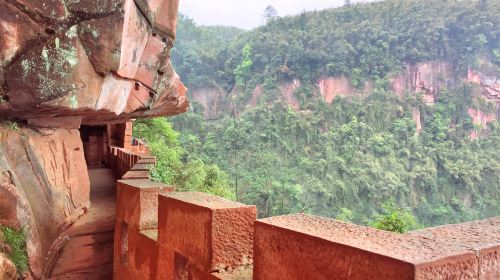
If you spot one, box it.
[172,0,499,94]
[135,0,500,230]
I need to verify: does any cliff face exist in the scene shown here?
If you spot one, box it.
[391,61,454,104]
[0,0,186,278]
[468,68,500,101]
[0,127,89,278]
[190,87,226,119]
[0,0,188,125]
[279,79,301,110]
[0,253,16,280]
[190,60,499,136]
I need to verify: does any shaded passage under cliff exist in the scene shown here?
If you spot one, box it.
[48,168,116,279]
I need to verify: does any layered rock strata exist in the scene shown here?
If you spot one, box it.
[0,0,186,278]
[0,0,188,125]
[0,126,89,278]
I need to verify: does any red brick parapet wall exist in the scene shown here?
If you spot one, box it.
[114,175,500,280]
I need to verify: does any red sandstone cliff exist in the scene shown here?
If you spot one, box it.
[0,0,187,278]
[190,87,227,120]
[0,126,90,278]
[0,1,499,279]
[190,60,499,137]
[0,0,188,125]
[0,253,16,280]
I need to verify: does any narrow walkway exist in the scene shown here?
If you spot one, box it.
[48,168,117,280]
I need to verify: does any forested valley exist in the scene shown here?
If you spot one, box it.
[134,0,500,231]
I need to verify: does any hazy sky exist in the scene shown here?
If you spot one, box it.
[179,0,355,30]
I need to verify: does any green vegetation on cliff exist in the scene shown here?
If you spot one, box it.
[173,0,499,93]
[133,118,233,199]
[170,84,500,226]
[143,0,500,229]
[0,226,28,275]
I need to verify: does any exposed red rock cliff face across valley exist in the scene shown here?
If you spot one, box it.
[189,60,498,138]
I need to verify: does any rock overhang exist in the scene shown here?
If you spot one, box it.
[0,0,188,126]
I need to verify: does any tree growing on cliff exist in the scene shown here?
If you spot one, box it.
[133,118,233,199]
[234,44,253,87]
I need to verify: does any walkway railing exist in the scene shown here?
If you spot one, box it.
[108,137,155,180]
[115,181,500,280]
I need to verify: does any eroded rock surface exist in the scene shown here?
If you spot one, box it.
[0,253,17,280]
[254,214,500,280]
[0,126,90,278]
[0,0,188,125]
[0,0,185,279]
